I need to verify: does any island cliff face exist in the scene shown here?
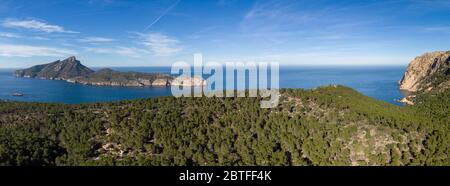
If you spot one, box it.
[15,56,206,87]
[14,56,94,80]
[399,51,450,104]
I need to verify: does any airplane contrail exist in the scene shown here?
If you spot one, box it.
[143,0,181,32]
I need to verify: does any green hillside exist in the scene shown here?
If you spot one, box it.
[0,86,448,166]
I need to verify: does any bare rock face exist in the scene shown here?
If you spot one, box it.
[398,51,450,105]
[152,78,170,86]
[170,76,207,86]
[138,78,152,86]
[399,51,450,92]
[15,56,94,80]
[399,96,415,105]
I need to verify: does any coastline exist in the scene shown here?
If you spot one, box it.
[1,66,407,105]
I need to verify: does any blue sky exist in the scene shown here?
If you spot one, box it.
[0,0,449,68]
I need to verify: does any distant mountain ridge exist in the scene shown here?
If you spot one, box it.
[14,56,206,87]
[14,56,94,80]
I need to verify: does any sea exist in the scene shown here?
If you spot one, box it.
[0,66,407,105]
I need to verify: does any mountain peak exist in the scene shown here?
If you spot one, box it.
[63,56,78,63]
[15,56,94,80]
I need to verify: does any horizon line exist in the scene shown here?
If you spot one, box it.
[0,63,408,69]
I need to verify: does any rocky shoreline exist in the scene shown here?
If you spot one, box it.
[64,76,206,87]
[15,56,206,87]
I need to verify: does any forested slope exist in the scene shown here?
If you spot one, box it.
[0,86,448,166]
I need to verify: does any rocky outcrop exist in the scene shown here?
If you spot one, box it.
[15,57,206,87]
[399,51,450,92]
[399,96,415,105]
[152,79,170,86]
[170,76,207,86]
[15,56,94,80]
[398,51,450,105]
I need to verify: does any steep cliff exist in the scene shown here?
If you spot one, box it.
[398,51,450,104]
[399,51,450,92]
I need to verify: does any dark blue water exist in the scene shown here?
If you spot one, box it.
[0,66,406,105]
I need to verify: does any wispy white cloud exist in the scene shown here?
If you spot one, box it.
[239,0,318,45]
[1,18,79,33]
[85,47,112,54]
[138,32,182,56]
[239,0,378,46]
[242,0,314,31]
[89,31,183,57]
[0,32,51,40]
[0,44,77,57]
[85,46,149,58]
[115,47,149,58]
[78,37,115,43]
[31,36,50,40]
[188,26,224,40]
[0,32,21,38]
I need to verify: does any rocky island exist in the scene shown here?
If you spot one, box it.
[398,51,449,105]
[14,56,206,87]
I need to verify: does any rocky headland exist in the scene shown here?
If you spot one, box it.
[398,51,450,105]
